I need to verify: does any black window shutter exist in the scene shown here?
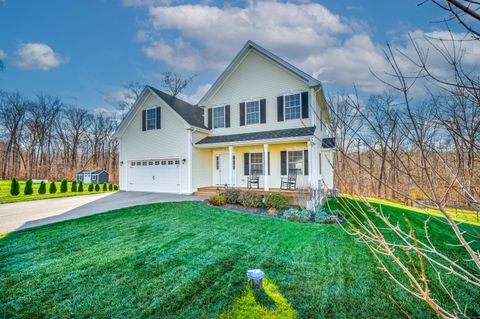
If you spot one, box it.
[280,151,287,175]
[156,107,161,129]
[277,96,284,121]
[240,102,245,126]
[208,108,212,129]
[244,153,249,176]
[304,150,309,175]
[142,110,146,131]
[225,105,230,128]
[301,91,309,119]
[268,152,270,175]
[260,99,266,123]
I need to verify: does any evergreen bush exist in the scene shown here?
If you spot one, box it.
[103,183,107,191]
[95,184,100,192]
[71,180,77,192]
[108,183,113,191]
[24,178,33,195]
[38,181,47,194]
[10,177,20,196]
[88,183,94,192]
[113,184,118,191]
[240,190,263,208]
[264,192,289,210]
[78,181,84,192]
[49,181,57,194]
[210,195,226,206]
[223,188,241,204]
[60,179,68,193]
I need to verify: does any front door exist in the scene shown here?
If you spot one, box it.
[215,154,230,185]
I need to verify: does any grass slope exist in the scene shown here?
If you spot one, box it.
[0,201,478,318]
[0,180,115,204]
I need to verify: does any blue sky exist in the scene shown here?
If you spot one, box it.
[0,0,473,111]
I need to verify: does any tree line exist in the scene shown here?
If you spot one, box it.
[0,91,119,182]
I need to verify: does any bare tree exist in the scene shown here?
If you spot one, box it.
[161,71,195,97]
[422,0,480,38]
[0,91,29,179]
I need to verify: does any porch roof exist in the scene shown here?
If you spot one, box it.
[195,126,316,147]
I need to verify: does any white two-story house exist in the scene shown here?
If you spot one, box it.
[115,40,335,194]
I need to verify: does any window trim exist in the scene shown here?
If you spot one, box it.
[145,107,157,130]
[287,149,304,175]
[244,99,261,125]
[283,92,302,121]
[249,152,264,175]
[212,105,226,129]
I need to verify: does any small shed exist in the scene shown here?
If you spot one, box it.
[76,170,109,184]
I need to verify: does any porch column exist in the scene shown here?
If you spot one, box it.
[263,144,269,191]
[228,146,234,186]
[308,140,315,189]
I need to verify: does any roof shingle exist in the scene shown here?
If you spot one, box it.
[196,126,316,145]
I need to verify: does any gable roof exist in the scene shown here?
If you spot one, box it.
[147,86,207,129]
[115,86,207,137]
[196,126,316,146]
[198,40,321,106]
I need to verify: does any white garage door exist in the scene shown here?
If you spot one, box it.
[127,159,181,193]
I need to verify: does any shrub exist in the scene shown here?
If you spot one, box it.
[108,183,113,191]
[88,183,94,192]
[264,192,289,210]
[38,181,47,194]
[314,209,344,224]
[60,179,68,193]
[78,181,84,192]
[240,190,263,208]
[10,177,20,196]
[24,178,33,195]
[103,183,107,191]
[223,188,241,204]
[113,184,118,191]
[95,184,100,192]
[49,181,57,194]
[71,180,77,192]
[210,195,226,206]
[282,208,312,222]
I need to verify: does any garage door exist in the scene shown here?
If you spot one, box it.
[127,159,181,193]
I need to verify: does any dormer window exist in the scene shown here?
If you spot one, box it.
[284,93,301,120]
[213,106,225,128]
[245,100,260,125]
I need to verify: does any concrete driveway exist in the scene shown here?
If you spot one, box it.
[0,192,204,234]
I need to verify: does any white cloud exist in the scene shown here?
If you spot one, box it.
[135,2,480,95]
[15,43,67,71]
[179,83,212,104]
[0,49,7,60]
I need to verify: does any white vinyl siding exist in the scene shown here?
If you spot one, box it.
[284,93,301,120]
[213,106,225,128]
[245,100,260,125]
[204,50,308,134]
[118,93,190,193]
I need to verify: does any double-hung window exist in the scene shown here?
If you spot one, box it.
[287,150,304,175]
[284,93,301,120]
[146,108,157,130]
[249,153,263,175]
[245,100,260,125]
[213,106,225,129]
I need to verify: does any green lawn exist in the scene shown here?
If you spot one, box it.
[343,194,480,226]
[0,201,478,318]
[0,180,116,204]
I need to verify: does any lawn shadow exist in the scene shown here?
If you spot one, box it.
[219,278,296,319]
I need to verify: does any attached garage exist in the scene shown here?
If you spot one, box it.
[127,159,181,193]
